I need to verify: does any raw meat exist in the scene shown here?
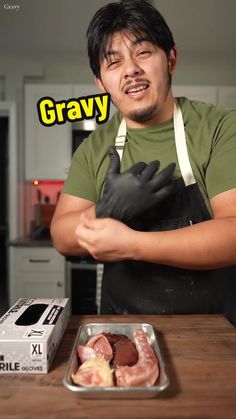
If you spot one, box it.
[72,329,159,388]
[102,333,128,345]
[103,332,138,366]
[77,334,113,363]
[77,345,96,363]
[115,329,159,387]
[113,339,138,367]
[71,357,114,387]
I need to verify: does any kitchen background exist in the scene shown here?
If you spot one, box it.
[0,0,236,316]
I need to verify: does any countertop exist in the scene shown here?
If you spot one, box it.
[0,314,236,418]
[9,237,53,247]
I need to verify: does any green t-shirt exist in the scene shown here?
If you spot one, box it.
[63,97,236,216]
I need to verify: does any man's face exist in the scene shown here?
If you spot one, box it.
[95,31,177,127]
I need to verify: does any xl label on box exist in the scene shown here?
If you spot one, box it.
[30,343,44,359]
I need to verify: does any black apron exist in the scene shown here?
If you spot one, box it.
[100,102,236,324]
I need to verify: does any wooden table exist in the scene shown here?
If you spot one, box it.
[0,314,236,418]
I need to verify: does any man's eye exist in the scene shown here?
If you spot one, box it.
[138,50,151,56]
[108,61,119,68]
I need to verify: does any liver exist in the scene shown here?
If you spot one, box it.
[0,314,236,418]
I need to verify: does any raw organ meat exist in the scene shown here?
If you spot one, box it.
[102,332,138,366]
[77,334,113,363]
[113,338,139,367]
[102,332,128,345]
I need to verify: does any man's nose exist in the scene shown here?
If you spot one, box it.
[123,58,143,78]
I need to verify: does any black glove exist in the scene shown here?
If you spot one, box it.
[96,147,179,222]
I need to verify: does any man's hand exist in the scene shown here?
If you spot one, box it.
[96,147,178,222]
[75,211,137,261]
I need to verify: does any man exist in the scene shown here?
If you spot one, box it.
[51,0,236,321]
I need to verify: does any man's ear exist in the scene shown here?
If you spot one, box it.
[95,76,107,93]
[168,47,178,75]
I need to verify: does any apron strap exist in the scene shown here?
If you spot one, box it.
[174,100,196,186]
[115,101,196,186]
[115,118,126,160]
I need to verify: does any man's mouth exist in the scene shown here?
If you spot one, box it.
[125,83,149,96]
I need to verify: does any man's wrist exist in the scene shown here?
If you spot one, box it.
[124,229,143,261]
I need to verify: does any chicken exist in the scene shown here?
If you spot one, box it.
[71,357,114,387]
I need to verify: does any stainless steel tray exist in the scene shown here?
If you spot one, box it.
[63,323,169,399]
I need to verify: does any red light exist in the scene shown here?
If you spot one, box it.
[32,180,64,186]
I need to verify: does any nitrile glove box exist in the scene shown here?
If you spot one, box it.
[0,298,69,373]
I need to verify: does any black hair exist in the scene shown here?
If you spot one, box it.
[86,0,175,78]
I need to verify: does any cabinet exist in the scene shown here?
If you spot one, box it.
[25,84,73,180]
[173,85,236,109]
[9,246,66,306]
[173,85,217,104]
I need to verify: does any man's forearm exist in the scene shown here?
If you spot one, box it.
[51,208,95,257]
[133,217,236,269]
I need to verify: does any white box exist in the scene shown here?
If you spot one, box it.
[0,298,69,373]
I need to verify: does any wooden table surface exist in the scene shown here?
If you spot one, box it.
[0,314,236,419]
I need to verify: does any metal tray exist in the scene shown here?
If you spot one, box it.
[63,323,169,399]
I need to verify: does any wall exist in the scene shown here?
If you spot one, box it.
[22,50,236,86]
